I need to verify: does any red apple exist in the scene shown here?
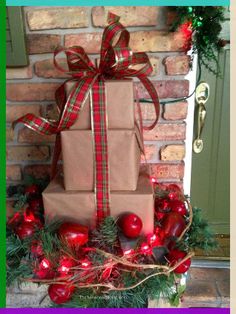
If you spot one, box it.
[168,249,191,274]
[58,222,89,247]
[119,213,143,238]
[161,212,186,238]
[48,284,75,304]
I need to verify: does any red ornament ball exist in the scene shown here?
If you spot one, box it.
[168,249,191,274]
[169,200,187,216]
[119,213,143,238]
[48,284,75,304]
[15,220,42,239]
[161,212,186,238]
[58,222,89,247]
[25,184,40,197]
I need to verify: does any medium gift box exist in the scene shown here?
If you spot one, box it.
[65,79,135,130]
[61,125,143,191]
[42,165,154,235]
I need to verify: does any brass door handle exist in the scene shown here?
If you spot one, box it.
[193,82,210,153]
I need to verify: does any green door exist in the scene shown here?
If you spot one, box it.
[190,46,230,234]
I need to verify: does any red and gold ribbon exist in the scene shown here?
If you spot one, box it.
[13,12,160,222]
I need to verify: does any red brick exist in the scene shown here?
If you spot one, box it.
[164,55,190,75]
[136,80,189,99]
[142,144,156,161]
[6,104,41,122]
[27,7,88,30]
[23,164,54,179]
[18,128,56,143]
[160,144,185,161]
[139,102,163,121]
[92,6,159,27]
[6,66,33,79]
[163,102,188,120]
[35,59,69,79]
[65,33,103,54]
[43,104,60,120]
[6,127,14,142]
[65,30,187,54]
[27,34,61,54]
[6,83,60,101]
[130,30,186,52]
[7,146,50,162]
[166,11,177,26]
[150,163,184,179]
[143,123,186,141]
[6,165,22,181]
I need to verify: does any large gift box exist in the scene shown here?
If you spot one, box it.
[66,80,135,130]
[42,165,154,235]
[61,125,143,191]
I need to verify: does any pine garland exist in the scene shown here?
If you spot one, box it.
[170,6,226,75]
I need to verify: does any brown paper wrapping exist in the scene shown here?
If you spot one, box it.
[61,126,143,191]
[42,165,154,235]
[65,80,135,130]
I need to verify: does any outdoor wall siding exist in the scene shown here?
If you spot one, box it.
[6,6,190,196]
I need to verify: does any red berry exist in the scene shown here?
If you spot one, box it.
[58,222,89,247]
[168,249,191,274]
[25,184,40,197]
[169,200,187,216]
[48,284,75,304]
[161,212,186,238]
[119,213,143,238]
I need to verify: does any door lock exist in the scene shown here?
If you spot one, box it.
[193,82,210,154]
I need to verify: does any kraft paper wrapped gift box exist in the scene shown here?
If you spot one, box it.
[66,80,135,130]
[61,126,143,191]
[42,165,154,235]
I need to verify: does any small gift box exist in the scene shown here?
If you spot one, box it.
[61,125,143,191]
[42,165,154,235]
[65,79,135,130]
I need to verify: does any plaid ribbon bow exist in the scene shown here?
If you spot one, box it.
[13,12,160,223]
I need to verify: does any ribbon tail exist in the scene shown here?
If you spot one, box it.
[12,113,58,135]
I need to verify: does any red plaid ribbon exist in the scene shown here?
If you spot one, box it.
[13,12,160,222]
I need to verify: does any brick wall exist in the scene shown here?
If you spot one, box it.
[6,6,190,194]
